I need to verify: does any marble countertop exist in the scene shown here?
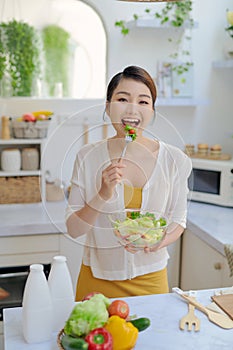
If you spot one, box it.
[187,201,233,256]
[3,288,233,350]
[0,201,67,236]
[0,200,232,255]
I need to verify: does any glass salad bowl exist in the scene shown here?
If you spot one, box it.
[109,209,168,250]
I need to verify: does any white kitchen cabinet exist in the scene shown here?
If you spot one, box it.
[167,238,181,290]
[181,229,233,290]
[0,234,60,267]
[0,138,46,202]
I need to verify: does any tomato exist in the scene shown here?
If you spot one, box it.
[128,129,136,135]
[108,300,130,319]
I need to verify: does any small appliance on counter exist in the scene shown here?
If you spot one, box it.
[188,158,233,207]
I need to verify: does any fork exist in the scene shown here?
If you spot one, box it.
[118,135,133,162]
[179,298,201,331]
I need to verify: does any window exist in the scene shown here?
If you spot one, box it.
[50,0,106,98]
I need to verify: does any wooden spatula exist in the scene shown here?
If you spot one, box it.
[181,294,233,329]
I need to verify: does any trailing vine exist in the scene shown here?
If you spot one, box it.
[115,1,194,78]
[0,20,41,96]
[42,25,71,97]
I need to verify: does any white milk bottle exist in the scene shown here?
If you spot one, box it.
[48,256,75,332]
[22,264,53,343]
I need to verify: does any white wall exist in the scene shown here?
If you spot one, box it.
[0,0,233,184]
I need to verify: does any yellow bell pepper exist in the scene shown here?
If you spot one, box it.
[104,315,138,350]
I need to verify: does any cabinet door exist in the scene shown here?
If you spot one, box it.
[167,238,181,290]
[181,229,231,290]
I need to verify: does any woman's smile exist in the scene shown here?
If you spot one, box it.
[121,117,141,128]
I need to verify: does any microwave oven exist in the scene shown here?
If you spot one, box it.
[188,158,233,207]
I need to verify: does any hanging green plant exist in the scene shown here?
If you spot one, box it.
[0,28,6,82]
[42,25,71,97]
[0,19,41,96]
[115,1,194,78]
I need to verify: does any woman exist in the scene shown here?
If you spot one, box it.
[66,65,192,300]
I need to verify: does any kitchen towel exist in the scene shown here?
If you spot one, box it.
[224,244,233,277]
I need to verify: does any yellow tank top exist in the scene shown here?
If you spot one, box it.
[124,184,142,209]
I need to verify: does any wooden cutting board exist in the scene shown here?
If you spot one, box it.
[211,294,233,320]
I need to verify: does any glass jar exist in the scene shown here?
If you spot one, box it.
[22,148,39,171]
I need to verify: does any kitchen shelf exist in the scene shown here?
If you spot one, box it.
[0,170,41,177]
[212,60,233,68]
[0,138,46,202]
[126,18,198,30]
[0,138,44,145]
[156,98,209,107]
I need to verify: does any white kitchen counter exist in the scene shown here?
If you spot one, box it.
[3,288,233,350]
[0,201,67,236]
[0,200,232,256]
[187,201,233,256]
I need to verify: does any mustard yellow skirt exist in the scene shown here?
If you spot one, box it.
[76,263,169,301]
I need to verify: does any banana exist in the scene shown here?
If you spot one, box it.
[31,110,54,117]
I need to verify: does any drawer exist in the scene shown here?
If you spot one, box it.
[0,252,59,268]
[0,234,59,255]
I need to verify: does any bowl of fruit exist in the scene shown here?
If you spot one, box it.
[58,292,150,350]
[110,209,168,251]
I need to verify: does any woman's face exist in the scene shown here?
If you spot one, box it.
[106,78,154,137]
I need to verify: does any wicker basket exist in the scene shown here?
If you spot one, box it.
[57,329,65,350]
[0,176,41,204]
[12,120,50,139]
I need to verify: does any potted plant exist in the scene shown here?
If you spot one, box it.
[226,10,233,38]
[42,25,71,97]
[0,19,41,97]
[115,1,194,85]
[224,10,233,59]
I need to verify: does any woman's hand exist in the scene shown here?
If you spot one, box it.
[125,244,161,254]
[99,161,126,201]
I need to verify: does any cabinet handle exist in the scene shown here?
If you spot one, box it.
[214,262,222,270]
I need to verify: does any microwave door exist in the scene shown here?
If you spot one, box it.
[189,168,221,195]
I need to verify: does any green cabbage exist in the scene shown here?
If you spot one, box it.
[64,293,110,337]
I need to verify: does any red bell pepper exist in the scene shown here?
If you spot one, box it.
[85,327,113,350]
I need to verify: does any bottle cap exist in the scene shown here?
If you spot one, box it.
[53,255,67,263]
[30,264,44,272]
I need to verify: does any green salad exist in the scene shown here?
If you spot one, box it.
[113,212,167,248]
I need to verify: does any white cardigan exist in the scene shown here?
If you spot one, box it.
[66,140,192,280]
